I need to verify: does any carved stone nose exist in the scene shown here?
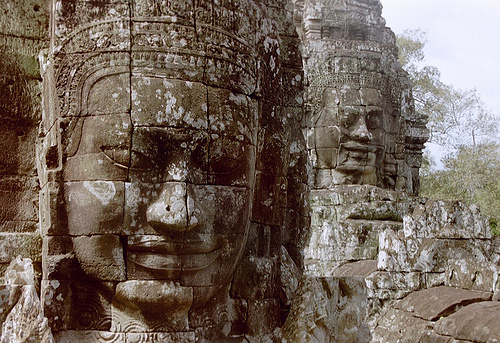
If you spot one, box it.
[350,117,372,143]
[146,182,202,232]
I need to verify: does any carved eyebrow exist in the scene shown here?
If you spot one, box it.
[146,127,192,141]
[100,146,157,171]
[138,127,207,143]
[99,146,129,170]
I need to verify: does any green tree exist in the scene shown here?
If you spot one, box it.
[420,143,500,234]
[397,29,498,148]
[396,29,500,234]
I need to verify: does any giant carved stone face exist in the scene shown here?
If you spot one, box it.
[311,85,397,188]
[60,71,258,331]
[40,0,302,337]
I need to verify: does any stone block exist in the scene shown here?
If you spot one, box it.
[207,87,257,141]
[246,299,281,338]
[42,280,115,332]
[337,201,404,221]
[282,67,305,107]
[112,280,193,333]
[83,78,131,117]
[282,276,371,343]
[306,219,390,266]
[63,154,129,182]
[0,0,48,39]
[379,227,495,274]
[265,7,297,37]
[39,182,64,236]
[51,0,130,54]
[425,273,447,289]
[407,200,491,239]
[54,331,125,343]
[0,221,38,234]
[315,148,338,169]
[310,189,341,207]
[231,256,279,299]
[126,332,195,343]
[179,232,250,288]
[73,235,125,281]
[420,331,454,343]
[0,177,39,223]
[189,294,247,339]
[42,253,79,281]
[63,181,125,236]
[336,277,372,343]
[0,233,41,263]
[395,286,491,321]
[208,135,256,187]
[366,271,422,298]
[434,301,500,342]
[252,172,285,226]
[131,77,207,129]
[0,124,38,176]
[371,308,429,343]
[333,260,378,278]
[333,185,406,204]
[43,236,73,256]
[446,260,498,292]
[61,114,131,156]
[360,88,383,107]
[313,169,335,189]
[127,126,208,184]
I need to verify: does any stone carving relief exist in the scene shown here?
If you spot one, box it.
[6,0,500,342]
[0,256,53,342]
[299,0,428,194]
[37,0,308,341]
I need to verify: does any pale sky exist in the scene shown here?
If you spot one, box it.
[381,0,500,124]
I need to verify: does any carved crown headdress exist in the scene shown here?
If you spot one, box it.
[50,0,278,118]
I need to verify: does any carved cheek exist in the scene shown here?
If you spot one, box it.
[63,181,124,236]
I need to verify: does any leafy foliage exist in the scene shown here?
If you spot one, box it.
[396,29,500,234]
[397,29,498,148]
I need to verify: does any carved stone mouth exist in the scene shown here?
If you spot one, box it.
[126,235,221,272]
[341,141,379,153]
[127,250,221,272]
[127,235,219,254]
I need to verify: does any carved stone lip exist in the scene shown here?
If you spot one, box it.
[126,234,222,271]
[127,235,220,255]
[341,141,379,153]
[127,250,221,272]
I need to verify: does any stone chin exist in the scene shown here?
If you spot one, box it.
[113,280,193,311]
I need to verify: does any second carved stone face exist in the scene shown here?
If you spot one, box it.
[62,72,258,320]
[311,85,397,188]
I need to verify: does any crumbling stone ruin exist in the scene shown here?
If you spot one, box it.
[297,1,500,342]
[0,0,499,342]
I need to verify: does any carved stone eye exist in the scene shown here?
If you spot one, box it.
[209,157,240,175]
[365,109,383,129]
[100,147,157,171]
[130,150,157,170]
[341,112,357,127]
